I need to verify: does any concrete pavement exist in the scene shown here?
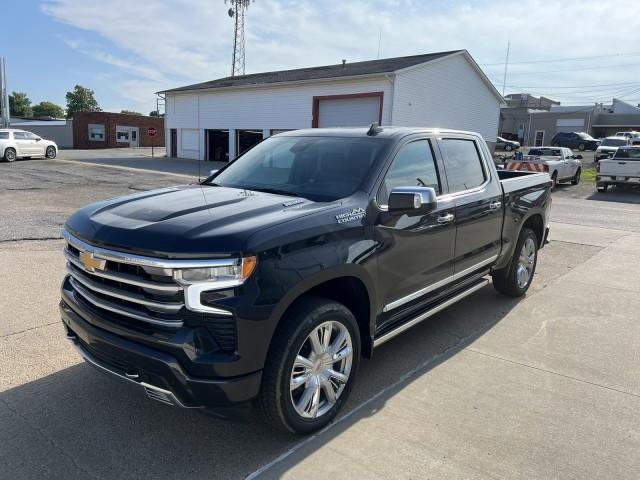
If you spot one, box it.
[252,224,640,479]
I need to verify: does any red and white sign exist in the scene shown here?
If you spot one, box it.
[505,162,545,173]
[147,127,157,137]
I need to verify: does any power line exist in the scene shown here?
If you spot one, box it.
[488,61,640,75]
[495,81,640,89]
[480,51,640,66]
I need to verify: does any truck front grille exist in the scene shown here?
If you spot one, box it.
[64,241,186,329]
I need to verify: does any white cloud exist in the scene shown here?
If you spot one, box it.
[42,0,640,112]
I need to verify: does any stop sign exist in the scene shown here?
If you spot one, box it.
[148,127,157,137]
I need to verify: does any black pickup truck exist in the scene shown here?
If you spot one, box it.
[60,126,551,434]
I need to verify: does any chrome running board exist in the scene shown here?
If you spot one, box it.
[373,278,489,348]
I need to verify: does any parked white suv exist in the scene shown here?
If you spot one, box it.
[1,129,58,162]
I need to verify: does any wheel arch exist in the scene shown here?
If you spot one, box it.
[268,266,376,358]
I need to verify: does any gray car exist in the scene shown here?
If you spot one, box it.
[496,136,520,151]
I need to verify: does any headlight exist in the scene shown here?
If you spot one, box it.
[174,256,257,285]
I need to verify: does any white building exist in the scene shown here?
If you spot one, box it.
[160,49,504,161]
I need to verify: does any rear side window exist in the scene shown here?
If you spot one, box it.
[378,140,440,205]
[13,132,26,140]
[0,132,9,139]
[440,139,487,192]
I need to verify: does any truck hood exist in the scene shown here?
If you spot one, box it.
[65,184,339,257]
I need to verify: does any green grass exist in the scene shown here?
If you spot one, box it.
[581,167,597,182]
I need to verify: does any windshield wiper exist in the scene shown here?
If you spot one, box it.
[249,187,300,197]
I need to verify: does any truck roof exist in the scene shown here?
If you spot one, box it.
[275,126,482,140]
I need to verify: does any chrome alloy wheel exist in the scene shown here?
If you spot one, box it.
[516,237,536,288]
[289,321,353,419]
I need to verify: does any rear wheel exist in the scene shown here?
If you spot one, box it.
[258,297,360,434]
[45,146,57,159]
[4,148,16,162]
[571,168,581,185]
[492,227,538,297]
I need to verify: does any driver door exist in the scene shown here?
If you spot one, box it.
[25,132,44,155]
[374,137,456,327]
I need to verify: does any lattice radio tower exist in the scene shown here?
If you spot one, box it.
[226,0,252,77]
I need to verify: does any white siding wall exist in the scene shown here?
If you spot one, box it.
[391,54,501,142]
[165,77,392,159]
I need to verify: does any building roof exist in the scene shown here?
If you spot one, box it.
[160,50,464,93]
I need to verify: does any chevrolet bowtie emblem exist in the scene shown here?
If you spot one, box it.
[79,251,106,272]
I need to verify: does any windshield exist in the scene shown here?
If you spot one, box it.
[206,136,389,202]
[614,148,640,160]
[601,138,628,147]
[528,148,561,156]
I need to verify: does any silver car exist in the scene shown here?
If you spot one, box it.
[1,129,58,162]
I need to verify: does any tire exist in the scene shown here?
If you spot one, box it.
[492,227,538,297]
[505,144,513,152]
[550,171,558,191]
[45,146,57,159]
[4,148,16,162]
[597,185,608,193]
[571,168,581,185]
[258,297,361,434]
[578,143,586,151]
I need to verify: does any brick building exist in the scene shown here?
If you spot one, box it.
[72,111,165,149]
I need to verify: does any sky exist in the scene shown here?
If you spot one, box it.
[3,0,640,115]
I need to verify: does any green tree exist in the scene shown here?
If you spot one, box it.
[149,110,161,117]
[120,109,142,115]
[65,85,101,118]
[9,91,32,117]
[32,101,65,118]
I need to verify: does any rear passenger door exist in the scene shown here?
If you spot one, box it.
[438,136,503,277]
[12,132,31,156]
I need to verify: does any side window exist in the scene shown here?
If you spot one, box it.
[439,138,487,193]
[378,140,440,205]
[13,132,26,140]
[0,132,9,139]
[24,132,38,140]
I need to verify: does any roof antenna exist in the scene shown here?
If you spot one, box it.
[367,122,381,136]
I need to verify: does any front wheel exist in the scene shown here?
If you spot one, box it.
[492,227,538,297]
[571,168,581,185]
[258,297,360,434]
[505,144,513,152]
[550,172,558,191]
[578,143,586,151]
[4,148,16,162]
[45,146,57,159]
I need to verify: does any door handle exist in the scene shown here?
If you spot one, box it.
[437,213,455,224]
[489,201,502,210]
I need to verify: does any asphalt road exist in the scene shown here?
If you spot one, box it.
[1,155,639,479]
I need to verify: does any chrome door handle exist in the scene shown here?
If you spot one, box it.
[437,213,455,224]
[489,201,502,210]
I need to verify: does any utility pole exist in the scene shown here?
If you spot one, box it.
[377,27,382,59]
[0,58,9,128]
[226,0,252,77]
[501,38,510,96]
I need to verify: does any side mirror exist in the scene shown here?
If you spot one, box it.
[35,137,42,142]
[576,154,583,160]
[388,186,437,213]
[209,169,219,176]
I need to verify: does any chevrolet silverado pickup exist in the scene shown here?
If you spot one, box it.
[60,126,551,434]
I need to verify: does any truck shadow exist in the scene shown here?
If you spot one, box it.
[586,187,640,204]
[0,285,523,479]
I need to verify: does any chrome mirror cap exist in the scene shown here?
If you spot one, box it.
[388,186,437,212]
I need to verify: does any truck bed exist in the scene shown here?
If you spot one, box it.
[497,169,551,194]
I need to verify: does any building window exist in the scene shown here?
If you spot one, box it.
[88,124,105,141]
[116,127,130,142]
[237,130,263,155]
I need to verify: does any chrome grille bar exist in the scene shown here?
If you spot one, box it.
[70,278,183,327]
[64,249,181,293]
[67,265,183,312]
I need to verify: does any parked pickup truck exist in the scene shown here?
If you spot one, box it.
[60,126,551,434]
[506,147,582,190]
[596,146,640,192]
